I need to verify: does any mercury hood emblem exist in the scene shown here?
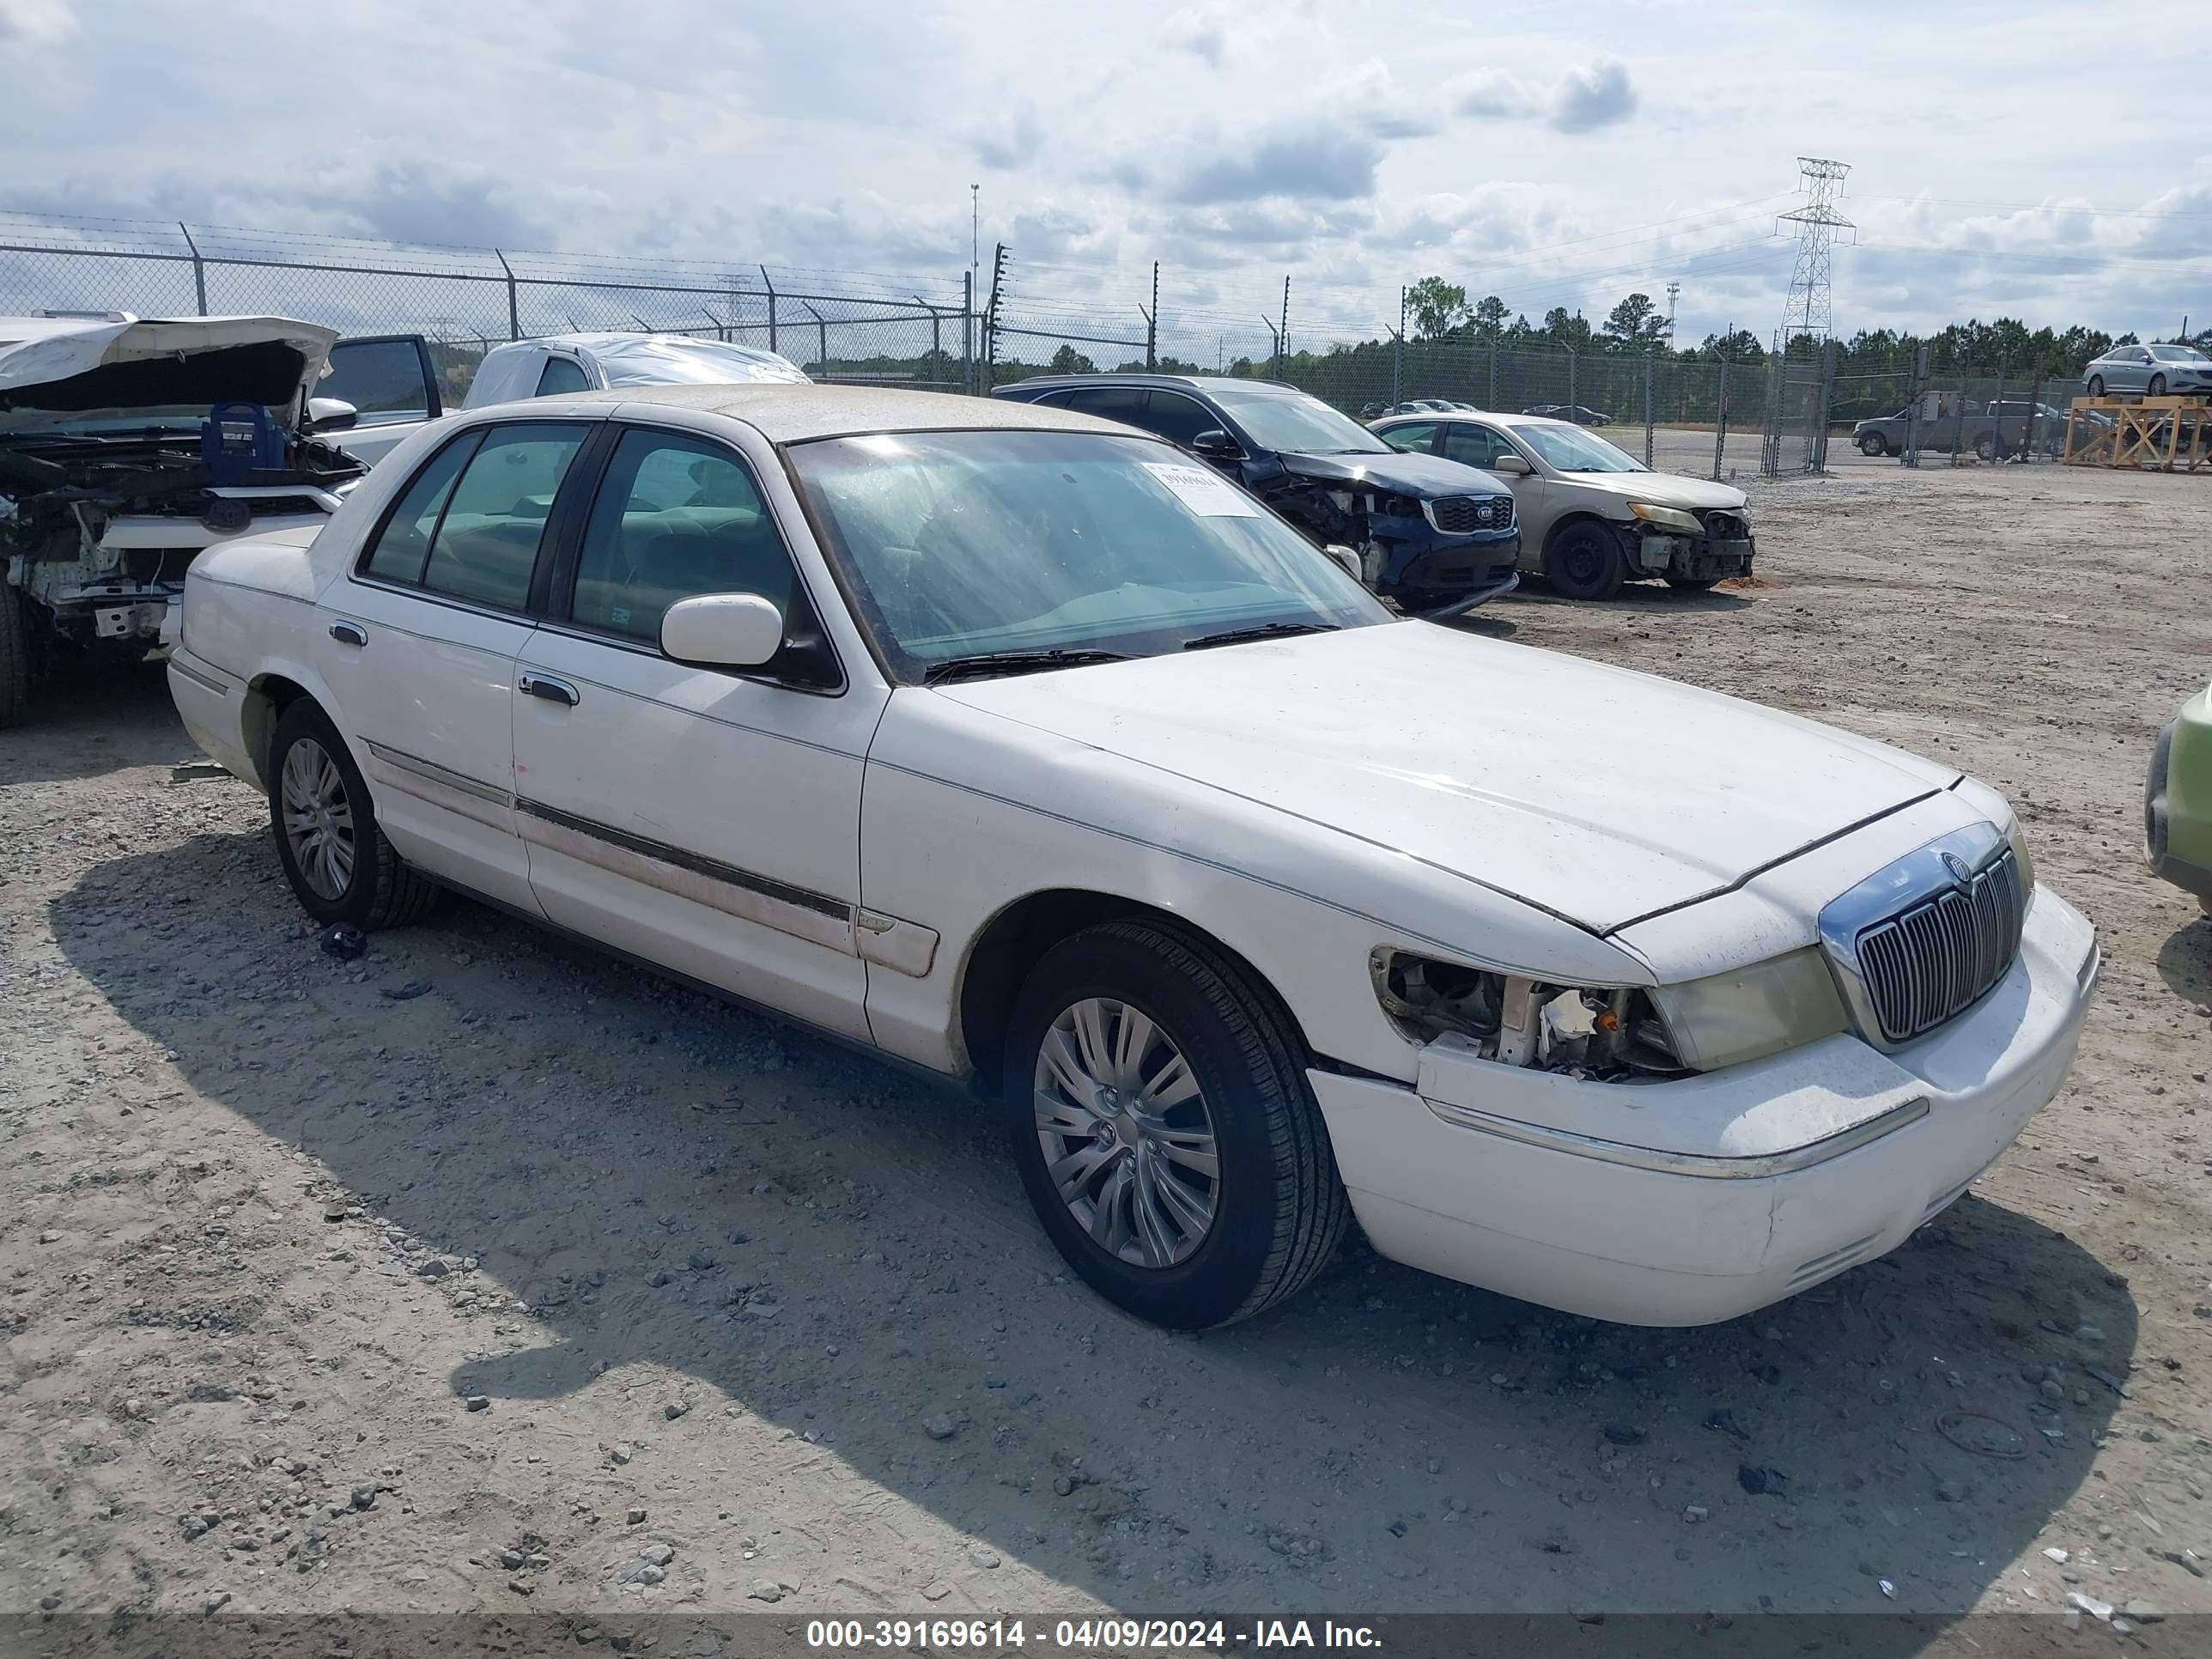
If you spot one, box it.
[1941,851,1972,885]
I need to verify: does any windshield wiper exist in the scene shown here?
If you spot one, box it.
[921,647,1133,684]
[1182,621,1340,652]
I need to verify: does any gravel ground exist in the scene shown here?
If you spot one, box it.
[3,457,2210,1649]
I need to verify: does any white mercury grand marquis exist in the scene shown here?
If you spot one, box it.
[167,383,2100,1330]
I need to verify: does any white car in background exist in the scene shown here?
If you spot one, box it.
[167,383,2096,1331]
[1372,408,1757,600]
[326,331,808,465]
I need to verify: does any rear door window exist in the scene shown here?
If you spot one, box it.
[359,422,587,611]
[1379,421,1438,455]
[1059,386,1151,427]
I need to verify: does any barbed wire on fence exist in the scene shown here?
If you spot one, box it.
[0,208,2094,478]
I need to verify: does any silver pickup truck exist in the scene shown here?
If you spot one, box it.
[1850,397,2080,461]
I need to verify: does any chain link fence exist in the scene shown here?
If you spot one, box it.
[0,212,2101,481]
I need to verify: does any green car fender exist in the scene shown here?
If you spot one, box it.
[2148,685,2212,908]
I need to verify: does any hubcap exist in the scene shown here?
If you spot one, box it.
[280,738,356,902]
[1033,997,1219,1269]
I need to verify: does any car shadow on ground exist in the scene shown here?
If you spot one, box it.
[2153,907,2212,1007]
[52,832,2130,1627]
[0,657,191,787]
[1500,582,1759,615]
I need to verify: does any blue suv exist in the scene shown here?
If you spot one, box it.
[992,374,1519,617]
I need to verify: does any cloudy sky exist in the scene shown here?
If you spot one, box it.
[3,0,2207,355]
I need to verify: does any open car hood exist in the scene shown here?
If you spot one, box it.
[0,313,340,428]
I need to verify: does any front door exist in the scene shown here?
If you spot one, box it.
[320,418,597,914]
[510,422,885,1040]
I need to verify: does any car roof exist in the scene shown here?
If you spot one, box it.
[996,373,1309,398]
[523,380,1142,443]
[1377,407,1572,429]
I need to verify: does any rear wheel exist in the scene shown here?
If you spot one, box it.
[1544,521,1626,601]
[1003,919,1348,1329]
[268,699,441,930]
[0,580,28,730]
[1974,433,1996,463]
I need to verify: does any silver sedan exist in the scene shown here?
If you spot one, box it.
[2082,343,2212,398]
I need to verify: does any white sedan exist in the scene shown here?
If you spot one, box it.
[167,383,2099,1329]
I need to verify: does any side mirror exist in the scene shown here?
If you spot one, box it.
[1321,544,1363,582]
[306,397,358,433]
[1189,428,1241,459]
[1488,453,1533,476]
[660,592,785,669]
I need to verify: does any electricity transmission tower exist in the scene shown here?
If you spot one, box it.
[1776,157,1854,344]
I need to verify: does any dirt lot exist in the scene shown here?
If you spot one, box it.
[3,457,2211,1649]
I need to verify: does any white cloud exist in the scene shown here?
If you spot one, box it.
[1452,58,1638,133]
[0,0,73,43]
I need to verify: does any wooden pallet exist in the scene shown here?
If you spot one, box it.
[2063,394,2212,471]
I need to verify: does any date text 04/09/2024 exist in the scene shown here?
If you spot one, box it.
[802,1619,1382,1650]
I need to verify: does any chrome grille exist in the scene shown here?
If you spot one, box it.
[1428,495,1511,535]
[1855,848,2025,1043]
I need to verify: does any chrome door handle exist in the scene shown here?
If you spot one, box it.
[329,620,368,647]
[518,672,579,708]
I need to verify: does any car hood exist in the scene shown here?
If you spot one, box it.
[1543,469,1749,512]
[1276,447,1509,497]
[0,313,339,429]
[935,623,1960,934]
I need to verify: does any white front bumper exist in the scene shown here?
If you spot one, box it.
[1313,886,2099,1326]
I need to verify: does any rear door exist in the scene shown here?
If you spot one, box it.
[321,418,599,913]
[510,419,884,1040]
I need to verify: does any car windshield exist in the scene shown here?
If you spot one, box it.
[1504,422,1647,472]
[1209,386,1392,454]
[2148,346,2209,363]
[788,428,1389,681]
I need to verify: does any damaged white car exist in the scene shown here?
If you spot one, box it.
[167,384,2098,1331]
[0,312,362,726]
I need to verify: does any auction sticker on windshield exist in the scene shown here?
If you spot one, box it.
[1143,460,1259,516]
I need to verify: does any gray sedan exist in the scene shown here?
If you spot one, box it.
[2082,343,2212,398]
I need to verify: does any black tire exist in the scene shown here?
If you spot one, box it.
[1002,919,1349,1330]
[1544,521,1626,601]
[2087,375,2105,398]
[1973,433,1996,463]
[1667,575,1723,592]
[1857,433,1889,457]
[267,699,441,930]
[2148,374,2166,398]
[0,579,28,731]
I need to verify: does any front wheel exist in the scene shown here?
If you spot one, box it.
[1004,920,1348,1329]
[2087,375,2106,398]
[1858,433,1890,457]
[2148,374,2166,398]
[268,699,441,930]
[1544,522,1626,601]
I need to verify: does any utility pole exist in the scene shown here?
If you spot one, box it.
[1777,157,1855,349]
[1148,261,1159,370]
[969,185,980,294]
[1665,281,1680,343]
[1279,276,1290,380]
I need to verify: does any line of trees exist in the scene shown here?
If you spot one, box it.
[1400,274,2195,378]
